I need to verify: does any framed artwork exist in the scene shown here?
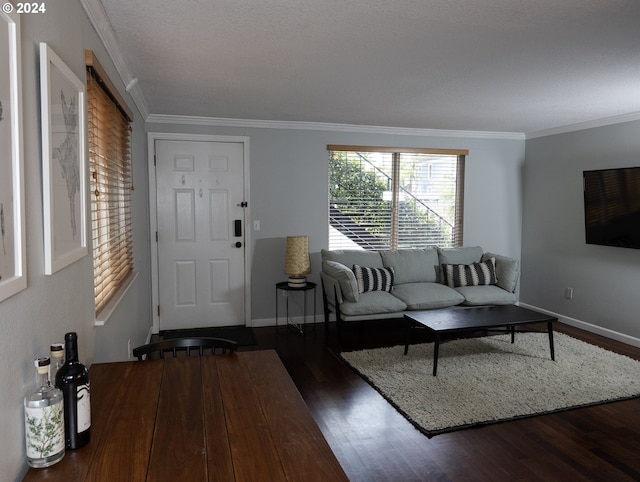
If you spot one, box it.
[0,11,26,302]
[40,43,88,275]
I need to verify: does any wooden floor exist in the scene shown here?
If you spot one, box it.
[244,320,640,482]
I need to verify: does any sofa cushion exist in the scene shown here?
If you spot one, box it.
[391,282,464,310]
[442,258,497,288]
[482,252,519,293]
[322,261,359,302]
[437,246,483,265]
[380,248,439,284]
[455,285,517,305]
[353,265,395,293]
[339,291,407,316]
[321,249,383,268]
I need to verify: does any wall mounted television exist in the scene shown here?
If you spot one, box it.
[583,166,640,249]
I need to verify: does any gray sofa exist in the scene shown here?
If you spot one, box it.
[320,246,520,334]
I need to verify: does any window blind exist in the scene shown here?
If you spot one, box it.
[328,146,466,250]
[86,59,133,315]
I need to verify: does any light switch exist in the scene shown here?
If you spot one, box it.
[253,220,260,231]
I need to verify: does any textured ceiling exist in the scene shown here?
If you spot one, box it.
[99,0,640,134]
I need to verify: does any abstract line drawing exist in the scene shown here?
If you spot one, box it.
[52,89,80,239]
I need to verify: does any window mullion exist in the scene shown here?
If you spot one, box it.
[390,153,401,250]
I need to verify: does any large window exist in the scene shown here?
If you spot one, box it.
[86,51,134,316]
[328,145,466,250]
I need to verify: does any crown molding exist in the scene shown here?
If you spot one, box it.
[146,114,526,140]
[80,0,149,119]
[526,111,640,139]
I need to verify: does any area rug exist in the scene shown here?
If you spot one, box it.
[160,326,256,346]
[340,332,640,437]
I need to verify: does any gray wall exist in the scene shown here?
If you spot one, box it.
[521,120,640,342]
[146,122,526,323]
[1,1,152,479]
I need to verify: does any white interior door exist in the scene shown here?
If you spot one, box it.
[155,140,246,330]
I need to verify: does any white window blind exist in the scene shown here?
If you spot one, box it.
[86,52,133,315]
[328,146,466,250]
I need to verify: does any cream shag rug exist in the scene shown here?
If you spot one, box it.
[340,332,640,436]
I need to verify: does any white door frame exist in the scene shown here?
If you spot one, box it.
[147,132,251,334]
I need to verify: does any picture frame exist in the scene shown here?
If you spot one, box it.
[0,11,26,301]
[40,43,88,275]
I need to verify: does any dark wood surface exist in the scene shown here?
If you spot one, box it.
[405,305,556,332]
[23,350,347,482]
[249,318,640,481]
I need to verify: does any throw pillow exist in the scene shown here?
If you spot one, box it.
[442,257,497,288]
[352,265,395,293]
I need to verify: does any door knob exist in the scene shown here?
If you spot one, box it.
[235,242,242,248]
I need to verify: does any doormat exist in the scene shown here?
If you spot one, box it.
[160,326,257,346]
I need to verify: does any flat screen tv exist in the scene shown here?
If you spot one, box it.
[583,166,640,249]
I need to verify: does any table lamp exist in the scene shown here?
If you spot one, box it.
[285,236,310,287]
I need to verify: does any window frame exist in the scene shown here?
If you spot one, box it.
[328,145,467,250]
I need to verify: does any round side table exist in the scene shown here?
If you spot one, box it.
[275,281,317,334]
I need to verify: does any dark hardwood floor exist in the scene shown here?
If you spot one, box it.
[245,319,640,482]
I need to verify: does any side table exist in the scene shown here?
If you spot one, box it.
[275,281,317,334]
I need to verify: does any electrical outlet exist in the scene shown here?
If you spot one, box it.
[127,339,132,359]
[565,287,573,300]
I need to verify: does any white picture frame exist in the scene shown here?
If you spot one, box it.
[40,43,88,275]
[0,11,26,301]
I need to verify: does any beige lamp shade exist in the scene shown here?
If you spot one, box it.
[285,236,310,287]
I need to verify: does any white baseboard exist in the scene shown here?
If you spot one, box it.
[145,325,154,344]
[251,315,322,328]
[518,302,640,349]
[250,317,276,328]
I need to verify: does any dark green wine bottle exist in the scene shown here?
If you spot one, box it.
[55,332,91,449]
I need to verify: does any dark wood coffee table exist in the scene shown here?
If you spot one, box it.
[404,305,557,376]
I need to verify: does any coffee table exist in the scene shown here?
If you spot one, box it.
[404,305,557,376]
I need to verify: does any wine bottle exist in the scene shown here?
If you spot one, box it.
[49,343,64,386]
[25,357,65,468]
[55,332,91,449]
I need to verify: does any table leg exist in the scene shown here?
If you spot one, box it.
[404,320,411,355]
[275,286,280,333]
[433,333,440,376]
[548,321,555,361]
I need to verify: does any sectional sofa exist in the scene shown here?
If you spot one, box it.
[320,246,520,334]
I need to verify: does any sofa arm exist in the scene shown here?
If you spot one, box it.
[482,252,520,293]
[321,261,359,303]
[320,272,344,308]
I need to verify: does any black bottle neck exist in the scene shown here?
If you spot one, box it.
[64,332,79,363]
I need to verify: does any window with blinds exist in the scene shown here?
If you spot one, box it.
[328,146,466,250]
[86,51,134,315]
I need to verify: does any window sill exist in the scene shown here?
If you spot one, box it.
[94,271,139,326]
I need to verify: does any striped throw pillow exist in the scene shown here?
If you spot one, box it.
[352,265,395,293]
[443,257,497,288]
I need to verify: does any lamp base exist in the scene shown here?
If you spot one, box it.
[288,275,307,288]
